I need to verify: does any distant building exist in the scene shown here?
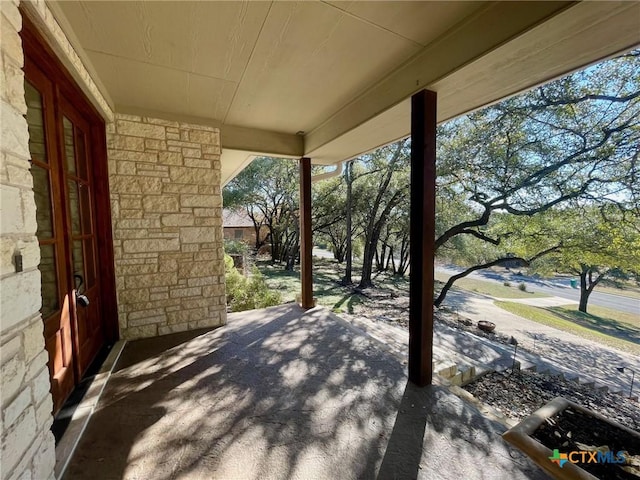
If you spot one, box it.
[222,209,267,248]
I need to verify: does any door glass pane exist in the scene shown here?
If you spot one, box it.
[72,240,85,288]
[80,184,92,235]
[63,117,76,174]
[31,166,54,238]
[39,244,59,318]
[68,180,80,235]
[75,129,88,181]
[24,81,47,164]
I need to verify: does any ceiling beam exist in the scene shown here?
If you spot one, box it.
[117,104,303,157]
[221,125,303,158]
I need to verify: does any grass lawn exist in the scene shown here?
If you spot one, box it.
[494,301,640,355]
[594,284,640,300]
[260,258,550,310]
[434,272,549,299]
[258,258,364,313]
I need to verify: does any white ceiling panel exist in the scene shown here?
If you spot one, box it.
[88,51,237,120]
[325,1,485,46]
[57,1,270,82]
[224,1,422,133]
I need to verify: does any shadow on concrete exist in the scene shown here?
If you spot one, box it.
[64,305,545,480]
[376,382,541,480]
[518,330,640,392]
[438,290,485,318]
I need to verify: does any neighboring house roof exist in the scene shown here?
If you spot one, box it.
[222,209,254,228]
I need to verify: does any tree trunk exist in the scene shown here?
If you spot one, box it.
[578,264,605,313]
[385,246,393,271]
[390,248,396,274]
[578,289,590,313]
[253,224,262,251]
[396,236,410,276]
[359,241,375,288]
[377,242,390,272]
[270,227,282,264]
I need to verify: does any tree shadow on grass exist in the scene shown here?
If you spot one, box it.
[548,306,640,345]
[331,292,363,314]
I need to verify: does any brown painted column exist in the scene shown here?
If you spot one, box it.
[299,157,314,309]
[409,90,436,386]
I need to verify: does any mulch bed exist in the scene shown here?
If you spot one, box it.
[463,369,640,431]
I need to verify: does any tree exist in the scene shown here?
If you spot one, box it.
[353,140,410,288]
[223,157,300,268]
[432,51,640,305]
[510,207,640,313]
[311,175,348,262]
[375,206,410,276]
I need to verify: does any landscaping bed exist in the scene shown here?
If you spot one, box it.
[531,406,640,479]
[463,369,640,433]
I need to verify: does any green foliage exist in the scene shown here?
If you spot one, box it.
[518,282,527,292]
[434,51,639,270]
[502,207,640,279]
[224,254,281,312]
[224,157,300,267]
[313,175,349,261]
[352,237,364,259]
[497,205,640,311]
[223,239,249,255]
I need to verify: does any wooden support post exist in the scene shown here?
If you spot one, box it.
[299,157,314,309]
[409,89,437,386]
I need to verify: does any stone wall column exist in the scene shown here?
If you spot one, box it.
[108,114,226,339]
[0,1,56,478]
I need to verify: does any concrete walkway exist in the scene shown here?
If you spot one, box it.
[501,296,577,307]
[441,290,640,394]
[63,305,546,480]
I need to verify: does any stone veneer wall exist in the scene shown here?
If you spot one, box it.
[0,1,56,479]
[108,114,227,339]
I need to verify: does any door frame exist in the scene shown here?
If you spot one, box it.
[20,13,119,353]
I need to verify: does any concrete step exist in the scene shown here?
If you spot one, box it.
[434,361,458,379]
[337,310,629,401]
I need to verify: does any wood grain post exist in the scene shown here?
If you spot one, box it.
[299,157,314,309]
[409,90,437,386]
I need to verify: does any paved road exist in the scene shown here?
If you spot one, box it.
[437,265,640,316]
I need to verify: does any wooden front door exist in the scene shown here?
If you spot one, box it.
[22,16,116,414]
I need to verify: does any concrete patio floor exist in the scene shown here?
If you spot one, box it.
[63,304,547,480]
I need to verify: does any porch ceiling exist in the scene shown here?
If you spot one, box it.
[50,1,640,183]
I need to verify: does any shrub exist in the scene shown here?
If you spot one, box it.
[518,282,527,292]
[503,281,511,287]
[224,239,249,255]
[224,255,281,312]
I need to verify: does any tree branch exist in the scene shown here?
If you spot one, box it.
[457,229,501,245]
[434,245,561,307]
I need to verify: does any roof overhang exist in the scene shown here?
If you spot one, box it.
[46,1,640,183]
